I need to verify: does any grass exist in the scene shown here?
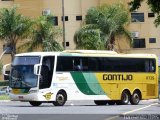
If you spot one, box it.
[0,95,10,100]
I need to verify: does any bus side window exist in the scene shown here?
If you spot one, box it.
[73,57,88,71]
[145,59,155,72]
[150,60,155,72]
[73,58,82,71]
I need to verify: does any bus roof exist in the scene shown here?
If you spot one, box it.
[15,50,157,58]
[63,50,117,54]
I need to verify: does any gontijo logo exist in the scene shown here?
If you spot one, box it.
[103,74,133,81]
[43,92,53,100]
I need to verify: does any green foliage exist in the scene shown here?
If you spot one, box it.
[74,4,131,50]
[129,0,143,11]
[0,81,9,86]
[129,0,160,26]
[18,15,63,52]
[0,6,33,59]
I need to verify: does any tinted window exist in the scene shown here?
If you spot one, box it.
[56,57,73,71]
[102,58,155,72]
[56,56,156,73]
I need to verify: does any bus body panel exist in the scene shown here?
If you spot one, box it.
[5,50,159,104]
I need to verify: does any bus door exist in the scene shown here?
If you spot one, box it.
[39,56,55,89]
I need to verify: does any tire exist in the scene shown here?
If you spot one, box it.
[120,91,130,105]
[107,100,116,105]
[29,101,42,106]
[130,91,141,105]
[94,100,107,105]
[53,91,67,106]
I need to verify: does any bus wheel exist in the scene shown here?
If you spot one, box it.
[53,91,67,106]
[130,91,141,105]
[107,100,116,105]
[94,100,107,105]
[120,91,130,105]
[29,101,42,106]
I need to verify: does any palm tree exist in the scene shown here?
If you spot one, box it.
[74,3,131,50]
[18,15,63,52]
[74,25,105,50]
[0,6,33,60]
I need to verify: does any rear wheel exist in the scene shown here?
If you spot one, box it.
[94,100,107,105]
[119,91,130,105]
[130,91,141,105]
[53,91,67,106]
[29,101,42,106]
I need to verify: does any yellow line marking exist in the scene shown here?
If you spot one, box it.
[105,103,158,120]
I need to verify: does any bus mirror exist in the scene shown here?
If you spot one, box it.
[34,64,41,75]
[3,63,11,76]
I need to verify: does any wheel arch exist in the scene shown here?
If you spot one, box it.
[132,89,142,100]
[121,89,131,96]
[57,89,67,101]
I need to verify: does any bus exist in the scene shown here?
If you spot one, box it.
[3,50,159,106]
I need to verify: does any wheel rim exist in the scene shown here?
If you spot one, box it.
[122,92,129,103]
[57,94,65,105]
[133,93,140,103]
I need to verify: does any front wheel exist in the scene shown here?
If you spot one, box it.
[29,101,42,106]
[130,91,141,105]
[53,91,67,106]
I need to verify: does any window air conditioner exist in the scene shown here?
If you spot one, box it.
[42,9,51,16]
[131,32,139,38]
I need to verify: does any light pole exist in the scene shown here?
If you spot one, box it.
[62,0,66,49]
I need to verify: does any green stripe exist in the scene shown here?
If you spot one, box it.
[71,72,96,95]
[83,73,106,95]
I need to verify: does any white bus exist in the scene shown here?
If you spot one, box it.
[3,50,159,106]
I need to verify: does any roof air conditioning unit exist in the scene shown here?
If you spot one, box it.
[131,32,139,38]
[42,9,51,16]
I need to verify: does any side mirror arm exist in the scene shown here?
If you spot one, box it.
[3,63,11,76]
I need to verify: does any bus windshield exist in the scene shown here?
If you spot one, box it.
[10,56,40,88]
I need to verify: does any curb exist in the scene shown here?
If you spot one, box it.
[0,100,10,102]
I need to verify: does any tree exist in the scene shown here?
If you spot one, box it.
[18,15,63,52]
[129,0,160,26]
[74,4,131,50]
[0,6,33,60]
[0,61,2,75]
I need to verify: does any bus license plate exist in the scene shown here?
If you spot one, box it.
[18,96,24,100]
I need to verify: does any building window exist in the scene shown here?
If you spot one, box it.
[61,16,68,21]
[62,42,69,47]
[66,42,69,47]
[131,13,144,22]
[149,38,156,43]
[76,16,82,21]
[133,38,146,48]
[148,13,155,18]
[47,16,58,26]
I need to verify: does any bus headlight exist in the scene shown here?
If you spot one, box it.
[29,90,38,93]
